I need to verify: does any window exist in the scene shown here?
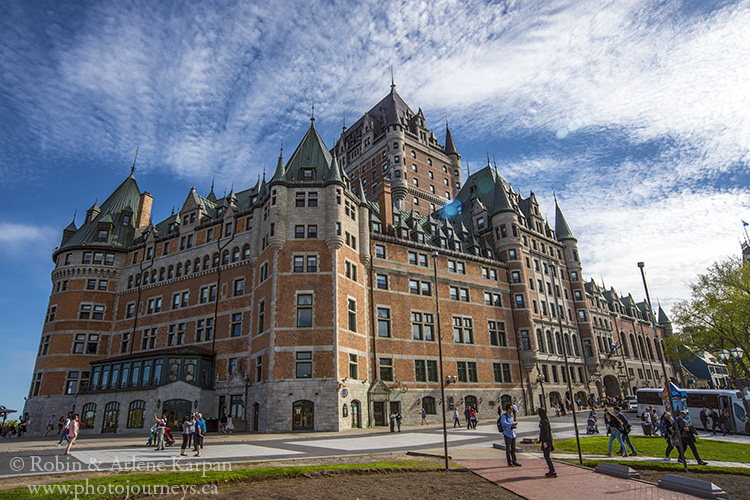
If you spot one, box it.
[46,305,56,322]
[488,320,507,346]
[374,244,386,258]
[376,307,392,337]
[577,310,587,322]
[38,335,50,356]
[494,363,512,383]
[520,330,531,350]
[146,297,162,314]
[230,395,244,419]
[347,299,357,331]
[64,371,79,395]
[196,318,214,342]
[255,356,263,382]
[449,286,470,302]
[308,225,318,238]
[257,300,265,333]
[411,312,435,341]
[73,333,99,354]
[345,261,358,281]
[234,278,245,296]
[127,400,146,429]
[376,274,388,289]
[415,360,426,382]
[141,328,157,350]
[295,351,312,378]
[230,313,242,337]
[482,267,498,280]
[379,358,393,381]
[87,279,96,290]
[408,251,428,267]
[295,225,305,238]
[346,353,358,379]
[453,316,474,343]
[259,262,268,282]
[81,403,96,428]
[514,294,525,308]
[296,293,313,327]
[120,333,130,353]
[456,361,478,382]
[167,323,185,346]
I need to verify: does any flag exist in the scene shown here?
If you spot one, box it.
[743,220,749,227]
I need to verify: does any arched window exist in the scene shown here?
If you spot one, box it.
[167,265,174,279]
[638,336,647,361]
[194,257,201,272]
[555,332,563,354]
[630,334,639,359]
[620,332,630,357]
[572,334,580,356]
[159,267,165,281]
[242,244,250,260]
[536,329,545,353]
[203,255,210,270]
[465,395,478,409]
[142,271,149,285]
[185,260,191,274]
[422,396,436,415]
[127,400,146,428]
[151,269,157,283]
[546,331,554,354]
[128,276,133,288]
[81,403,97,429]
[212,253,219,268]
[500,395,512,411]
[232,247,240,262]
[222,250,229,265]
[101,401,120,433]
[292,400,314,431]
[564,334,572,356]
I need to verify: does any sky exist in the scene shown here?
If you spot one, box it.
[1,0,749,417]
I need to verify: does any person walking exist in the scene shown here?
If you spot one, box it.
[604,409,629,458]
[538,408,556,477]
[469,407,478,430]
[660,412,676,461]
[226,415,234,434]
[500,404,521,467]
[699,407,709,432]
[63,414,79,456]
[709,408,723,436]
[46,415,56,437]
[421,408,427,425]
[613,407,637,456]
[180,416,192,456]
[676,410,708,465]
[153,413,167,451]
[720,408,732,435]
[395,411,402,432]
[453,408,461,428]
[56,415,71,447]
[193,413,205,457]
[389,411,396,432]
[464,406,471,428]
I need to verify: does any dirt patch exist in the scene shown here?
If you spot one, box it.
[165,470,523,500]
[636,470,750,500]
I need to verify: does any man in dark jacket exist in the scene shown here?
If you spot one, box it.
[676,411,708,465]
[699,407,709,432]
[613,407,637,456]
[538,408,556,477]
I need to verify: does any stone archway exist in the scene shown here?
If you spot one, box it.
[603,375,620,397]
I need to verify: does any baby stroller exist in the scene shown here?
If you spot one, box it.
[586,411,599,434]
[164,426,176,447]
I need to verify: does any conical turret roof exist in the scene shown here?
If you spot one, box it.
[555,198,576,241]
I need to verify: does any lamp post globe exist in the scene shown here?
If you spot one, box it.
[731,347,744,360]
[717,350,730,362]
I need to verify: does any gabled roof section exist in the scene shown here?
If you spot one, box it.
[555,198,576,241]
[58,174,141,253]
[281,121,333,183]
[658,306,671,325]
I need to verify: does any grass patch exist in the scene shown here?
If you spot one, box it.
[554,436,750,462]
[566,458,750,476]
[2,460,444,500]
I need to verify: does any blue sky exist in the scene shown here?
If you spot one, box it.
[1,0,749,416]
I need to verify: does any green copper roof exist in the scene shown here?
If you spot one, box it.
[658,306,671,325]
[555,199,576,241]
[281,121,333,183]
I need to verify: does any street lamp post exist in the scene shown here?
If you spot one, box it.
[536,370,548,411]
[549,261,583,465]
[717,348,746,391]
[637,262,688,472]
[431,251,450,471]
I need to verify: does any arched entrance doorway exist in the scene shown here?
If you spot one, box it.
[603,375,620,397]
[351,400,361,428]
[465,395,478,410]
[575,391,587,407]
[500,395,512,412]
[549,392,561,407]
[163,399,192,431]
[252,403,259,432]
[292,400,314,431]
[595,380,604,398]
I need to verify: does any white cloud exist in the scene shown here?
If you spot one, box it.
[0,223,57,251]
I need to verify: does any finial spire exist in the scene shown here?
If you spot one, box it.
[486,150,491,167]
[466,161,471,176]
[131,146,139,174]
[390,66,395,91]
[311,100,315,122]
[210,177,215,192]
[280,139,283,155]
[342,111,346,131]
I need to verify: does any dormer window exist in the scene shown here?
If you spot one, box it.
[97,229,109,241]
[301,168,314,181]
[217,207,224,218]
[122,213,131,226]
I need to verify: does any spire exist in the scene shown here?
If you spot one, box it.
[130,146,139,175]
[311,100,315,124]
[486,150,491,167]
[554,197,576,241]
[271,141,286,183]
[207,179,217,202]
[390,66,395,92]
[466,161,471,176]
[445,122,458,156]
[342,111,346,132]
[356,176,368,205]
[325,154,344,185]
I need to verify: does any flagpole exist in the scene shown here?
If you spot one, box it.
[742,220,750,245]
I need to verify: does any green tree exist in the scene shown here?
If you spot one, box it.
[671,257,750,379]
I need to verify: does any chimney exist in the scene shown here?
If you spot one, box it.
[136,192,153,228]
[378,178,393,231]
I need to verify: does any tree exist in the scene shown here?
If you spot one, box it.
[671,257,750,380]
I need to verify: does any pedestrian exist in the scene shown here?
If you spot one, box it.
[613,407,637,456]
[226,415,234,434]
[63,413,79,455]
[46,415,56,437]
[464,406,471,427]
[676,411,708,465]
[650,408,660,436]
[193,413,205,457]
[709,408,723,436]
[604,409,628,458]
[395,411,402,432]
[720,408,732,435]
[538,408,556,478]
[699,407,709,432]
[660,412,676,461]
[499,404,521,467]
[469,407,477,430]
[56,415,71,447]
[180,415,192,456]
[220,412,228,434]
[453,408,461,428]
[57,415,65,435]
[421,408,427,425]
[389,411,396,432]
[153,413,167,451]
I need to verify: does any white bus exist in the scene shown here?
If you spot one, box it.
[636,388,750,434]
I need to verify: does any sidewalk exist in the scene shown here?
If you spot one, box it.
[459,457,705,500]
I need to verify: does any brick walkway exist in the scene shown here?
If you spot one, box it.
[458,457,704,500]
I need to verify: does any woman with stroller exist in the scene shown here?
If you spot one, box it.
[587,408,598,434]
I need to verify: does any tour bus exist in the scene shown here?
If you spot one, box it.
[636,387,750,434]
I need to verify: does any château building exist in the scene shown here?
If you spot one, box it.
[24,86,677,435]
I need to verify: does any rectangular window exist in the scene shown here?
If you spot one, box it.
[231,313,242,337]
[141,328,157,350]
[379,358,393,381]
[376,274,388,289]
[293,256,305,272]
[295,351,312,378]
[488,320,507,346]
[426,360,438,382]
[296,293,313,327]
[411,312,435,341]
[514,294,525,308]
[120,333,130,353]
[64,371,79,395]
[347,299,357,331]
[415,360,426,382]
[375,244,386,258]
[257,300,265,333]
[453,316,474,344]
[307,225,318,238]
[307,255,317,272]
[295,225,305,238]
[349,354,358,379]
[234,278,245,296]
[79,304,92,319]
[457,361,467,382]
[87,279,96,290]
[377,307,391,337]
[195,318,214,342]
[38,335,50,356]
[345,261,358,281]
